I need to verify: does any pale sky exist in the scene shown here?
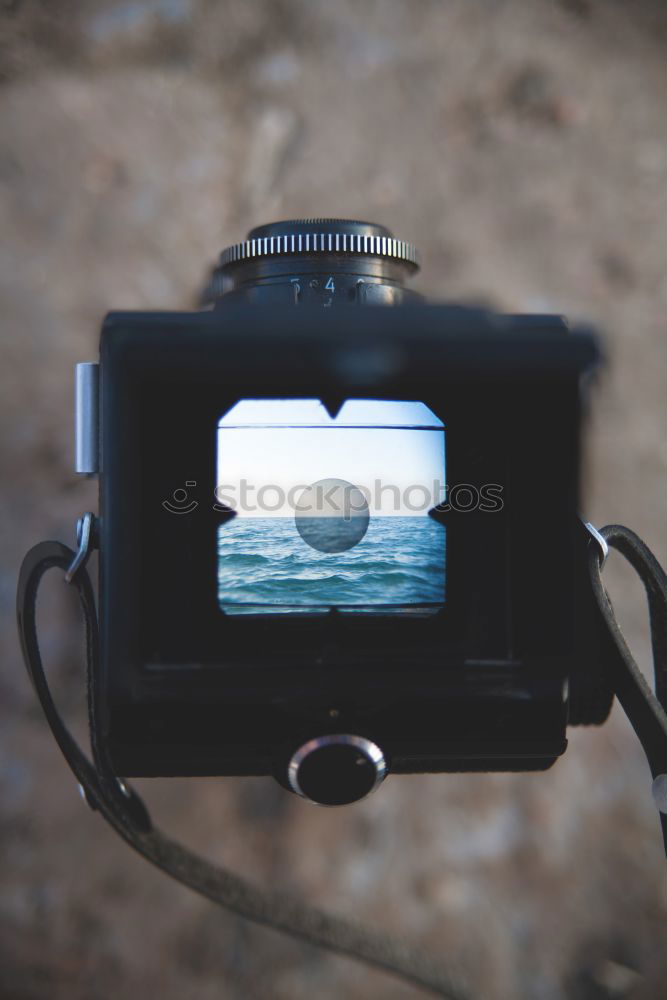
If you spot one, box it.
[217,399,446,517]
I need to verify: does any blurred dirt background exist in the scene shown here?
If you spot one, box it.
[1,1,667,998]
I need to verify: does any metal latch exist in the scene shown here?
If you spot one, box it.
[75,362,99,475]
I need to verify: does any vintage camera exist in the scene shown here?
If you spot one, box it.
[76,218,614,805]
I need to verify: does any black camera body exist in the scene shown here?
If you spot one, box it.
[81,219,614,805]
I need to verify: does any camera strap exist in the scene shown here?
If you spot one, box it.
[15,525,667,998]
[15,539,470,1000]
[586,524,667,854]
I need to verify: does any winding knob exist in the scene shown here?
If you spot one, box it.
[287,734,388,806]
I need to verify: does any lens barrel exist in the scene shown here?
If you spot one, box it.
[207,218,420,306]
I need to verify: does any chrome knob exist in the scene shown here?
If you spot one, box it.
[288,734,387,806]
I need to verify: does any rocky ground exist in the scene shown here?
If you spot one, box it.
[1,1,667,998]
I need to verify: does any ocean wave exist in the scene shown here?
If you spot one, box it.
[234,573,352,590]
[357,570,428,586]
[217,552,269,566]
[218,516,446,609]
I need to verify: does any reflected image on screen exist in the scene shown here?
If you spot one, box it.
[216,399,446,616]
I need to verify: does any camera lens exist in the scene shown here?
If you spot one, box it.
[206,218,420,306]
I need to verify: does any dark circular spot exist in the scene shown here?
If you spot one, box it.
[296,744,380,805]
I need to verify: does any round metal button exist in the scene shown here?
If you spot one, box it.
[288,734,387,806]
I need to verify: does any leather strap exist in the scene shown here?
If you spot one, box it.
[16,540,470,999]
[586,525,667,854]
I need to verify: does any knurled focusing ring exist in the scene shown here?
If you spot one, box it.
[219,219,419,272]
